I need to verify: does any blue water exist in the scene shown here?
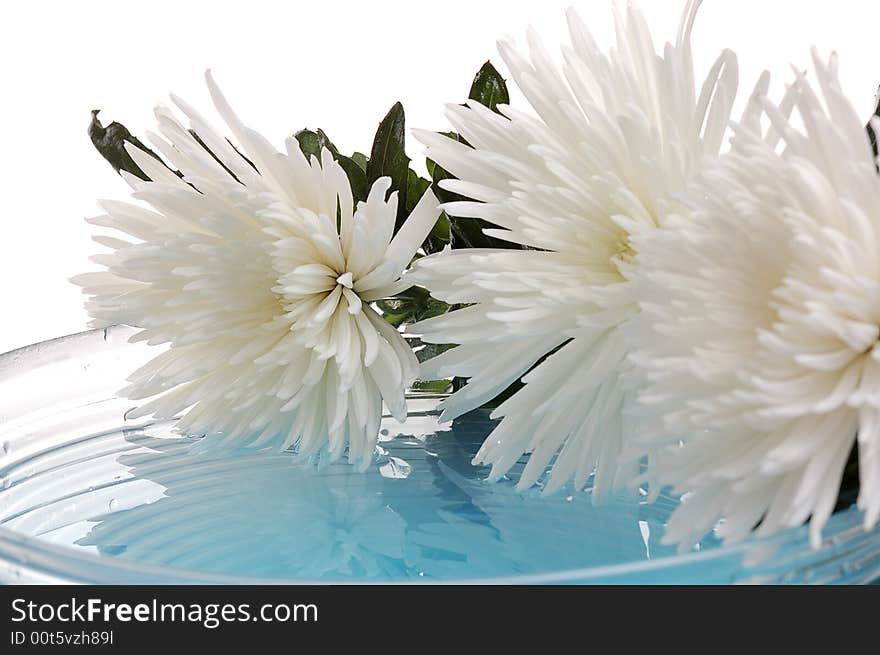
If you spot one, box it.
[4,328,878,583]
[58,409,706,581]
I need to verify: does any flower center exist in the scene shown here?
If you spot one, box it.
[333,271,362,314]
[611,236,636,267]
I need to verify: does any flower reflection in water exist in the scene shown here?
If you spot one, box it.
[0,391,691,582]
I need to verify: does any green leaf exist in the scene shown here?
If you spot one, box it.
[294,128,339,162]
[414,340,456,363]
[425,212,451,254]
[351,152,368,172]
[367,102,410,227]
[451,218,494,248]
[406,169,431,212]
[410,378,452,393]
[337,155,369,203]
[404,169,450,254]
[375,286,449,328]
[293,129,370,203]
[468,61,510,113]
[88,110,177,182]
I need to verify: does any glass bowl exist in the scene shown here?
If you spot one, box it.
[0,327,878,584]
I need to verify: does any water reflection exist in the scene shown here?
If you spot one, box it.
[0,400,677,581]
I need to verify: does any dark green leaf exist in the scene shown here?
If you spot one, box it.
[351,152,368,172]
[468,61,510,113]
[294,128,339,162]
[406,169,431,212]
[88,110,177,182]
[451,217,494,248]
[413,340,456,363]
[375,285,449,328]
[337,155,369,203]
[367,102,410,227]
[293,129,370,203]
[402,169,450,253]
[424,212,451,254]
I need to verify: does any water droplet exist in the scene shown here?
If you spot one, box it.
[639,520,651,560]
[109,499,118,511]
[418,571,425,577]
[379,457,412,480]
[565,496,573,502]
[1,441,10,456]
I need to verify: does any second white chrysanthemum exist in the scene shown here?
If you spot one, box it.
[74,72,439,469]
[411,0,738,496]
[629,51,880,549]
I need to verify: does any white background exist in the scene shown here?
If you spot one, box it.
[2,0,880,353]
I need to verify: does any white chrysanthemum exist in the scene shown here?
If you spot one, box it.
[410,0,738,497]
[629,51,880,549]
[74,72,439,469]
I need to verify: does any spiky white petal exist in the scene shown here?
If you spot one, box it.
[629,50,880,549]
[411,0,738,497]
[74,72,439,469]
